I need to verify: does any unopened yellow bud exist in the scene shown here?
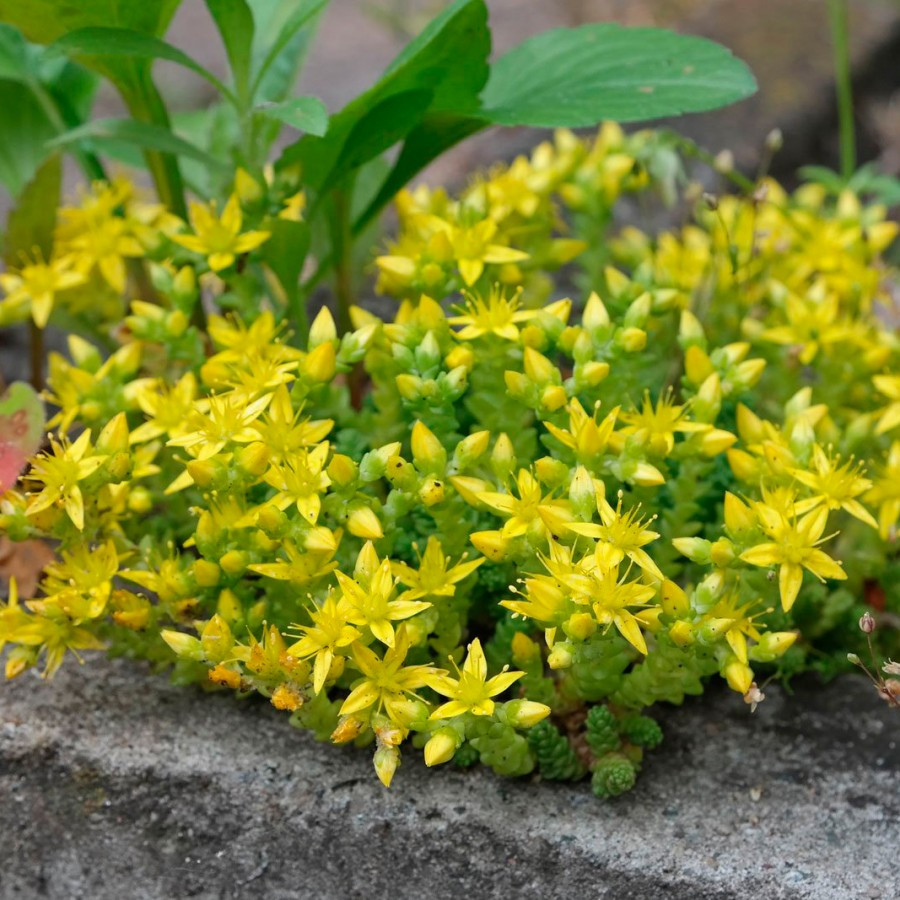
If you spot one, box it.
[535,456,568,487]
[238,442,269,477]
[491,433,516,479]
[583,291,610,330]
[411,421,446,471]
[418,477,445,506]
[455,430,490,465]
[305,341,336,382]
[161,629,204,660]
[96,413,130,454]
[541,384,567,411]
[193,559,221,587]
[751,630,798,662]
[470,530,509,561]
[216,588,242,622]
[710,538,736,567]
[631,462,665,487]
[347,506,383,539]
[234,167,263,203]
[618,327,646,352]
[504,699,551,729]
[564,612,596,641]
[580,361,610,386]
[684,345,713,384]
[327,453,357,486]
[669,621,695,647]
[523,347,556,384]
[220,550,248,576]
[511,632,541,666]
[724,658,754,694]
[257,504,288,533]
[424,728,461,766]
[661,580,690,617]
[700,428,737,457]
[723,492,755,536]
[548,641,575,670]
[672,537,712,564]
[173,265,196,299]
[504,370,530,396]
[127,486,153,514]
[697,617,734,644]
[308,306,337,346]
[187,458,219,489]
[373,746,400,788]
[395,373,423,400]
[445,344,474,371]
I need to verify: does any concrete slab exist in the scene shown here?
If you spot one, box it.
[0,656,896,899]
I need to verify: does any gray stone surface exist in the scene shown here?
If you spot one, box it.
[0,656,896,899]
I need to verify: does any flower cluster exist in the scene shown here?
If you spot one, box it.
[1,125,897,797]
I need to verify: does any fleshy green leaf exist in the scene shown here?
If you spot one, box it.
[481,24,756,127]
[256,97,329,136]
[47,118,225,169]
[4,153,61,264]
[277,0,489,191]
[50,26,232,99]
[205,0,255,99]
[249,0,329,102]
[0,79,58,196]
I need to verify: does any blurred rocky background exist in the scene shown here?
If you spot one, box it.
[3,0,900,383]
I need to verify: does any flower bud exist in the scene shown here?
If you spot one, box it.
[470,530,509,562]
[220,550,248,576]
[445,344,474,371]
[424,728,461,766]
[672,537,712,565]
[238,442,269,477]
[308,306,337,347]
[859,611,876,634]
[327,453,357,486]
[454,430,490,467]
[411,421,446,472]
[583,291,610,330]
[579,361,610,387]
[723,657,753,694]
[418,477,445,507]
[304,341,336,382]
[563,612,596,641]
[541,384,568,411]
[548,641,575,669]
[523,347,556,385]
[709,538,736,567]
[491,434,516,480]
[669,621,694,647]
[97,412,130,454]
[618,327,646,352]
[373,745,400,788]
[161,629,204,660]
[511,632,541,666]
[504,699,551,729]
[193,559,221,587]
[347,507,384,539]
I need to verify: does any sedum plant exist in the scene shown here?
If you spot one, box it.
[1,1,898,798]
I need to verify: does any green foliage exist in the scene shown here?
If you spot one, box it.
[591,752,637,799]
[481,24,756,127]
[585,706,621,756]
[528,721,586,781]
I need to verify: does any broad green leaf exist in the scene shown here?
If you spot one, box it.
[354,112,483,234]
[276,0,489,190]
[0,79,57,196]
[4,153,61,264]
[0,22,29,81]
[205,0,254,99]
[481,25,756,127]
[50,27,232,99]
[249,0,330,102]
[262,217,310,312]
[48,118,225,169]
[256,96,328,136]
[0,1,181,46]
[324,89,433,193]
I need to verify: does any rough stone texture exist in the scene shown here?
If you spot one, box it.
[0,656,896,899]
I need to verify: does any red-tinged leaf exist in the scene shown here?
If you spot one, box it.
[0,382,45,493]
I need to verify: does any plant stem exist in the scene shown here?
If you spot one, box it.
[122,74,188,218]
[330,186,355,335]
[827,0,856,180]
[29,322,44,392]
